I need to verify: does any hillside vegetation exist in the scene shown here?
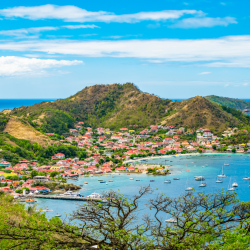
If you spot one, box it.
[11,83,171,133]
[7,83,250,137]
[162,96,240,132]
[205,95,250,111]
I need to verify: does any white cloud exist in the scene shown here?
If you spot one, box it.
[170,17,237,28]
[0,56,83,76]
[0,27,58,38]
[62,24,99,29]
[243,83,249,86]
[224,84,229,87]
[199,72,211,75]
[0,35,250,68]
[0,4,202,23]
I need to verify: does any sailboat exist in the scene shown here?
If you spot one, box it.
[216,176,223,183]
[243,170,250,180]
[228,178,235,191]
[218,166,226,178]
[199,178,206,187]
[164,179,171,183]
[185,176,193,191]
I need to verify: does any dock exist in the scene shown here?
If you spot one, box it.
[24,195,104,202]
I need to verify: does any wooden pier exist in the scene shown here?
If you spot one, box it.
[29,195,103,202]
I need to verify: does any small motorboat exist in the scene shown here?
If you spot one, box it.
[150,180,155,182]
[55,213,62,217]
[79,185,83,187]
[224,164,230,166]
[165,218,177,223]
[108,180,113,182]
[243,177,250,180]
[98,179,103,181]
[136,180,140,181]
[164,180,171,183]
[26,199,36,203]
[130,178,134,180]
[84,182,88,184]
[100,181,106,183]
[44,209,53,212]
[173,178,180,180]
[195,176,205,181]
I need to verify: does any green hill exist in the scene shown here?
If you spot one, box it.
[7,84,250,136]
[10,83,171,133]
[161,96,242,132]
[205,95,250,111]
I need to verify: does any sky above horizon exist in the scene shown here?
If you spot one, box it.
[0,0,250,99]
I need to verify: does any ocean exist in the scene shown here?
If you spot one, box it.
[0,99,250,112]
[34,154,250,219]
[0,99,56,112]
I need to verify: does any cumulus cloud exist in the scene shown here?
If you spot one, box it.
[0,35,250,68]
[199,72,211,75]
[170,17,237,28]
[0,56,83,76]
[0,4,202,23]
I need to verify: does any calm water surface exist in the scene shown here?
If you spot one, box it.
[35,153,250,219]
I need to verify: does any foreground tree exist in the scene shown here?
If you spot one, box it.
[1,187,250,249]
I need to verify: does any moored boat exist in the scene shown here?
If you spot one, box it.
[26,199,36,203]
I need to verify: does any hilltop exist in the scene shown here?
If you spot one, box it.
[161,96,241,132]
[10,83,171,133]
[5,83,250,137]
[205,95,250,112]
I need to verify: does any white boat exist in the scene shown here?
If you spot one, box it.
[228,178,235,191]
[55,213,62,217]
[87,192,102,199]
[195,176,205,181]
[243,177,250,180]
[44,209,53,212]
[232,182,238,187]
[129,178,134,180]
[108,180,113,182]
[60,190,81,197]
[199,179,206,187]
[164,180,171,183]
[165,218,177,223]
[224,163,230,166]
[216,179,223,183]
[199,183,206,187]
[218,166,226,178]
[185,187,194,191]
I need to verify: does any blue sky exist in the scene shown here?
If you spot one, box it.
[0,0,249,99]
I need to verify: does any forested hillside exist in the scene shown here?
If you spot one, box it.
[10,83,171,133]
[205,95,250,111]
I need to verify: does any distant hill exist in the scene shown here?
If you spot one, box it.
[205,95,250,112]
[161,96,241,131]
[10,83,171,133]
[8,84,250,136]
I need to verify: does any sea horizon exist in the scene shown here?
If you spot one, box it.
[1,98,250,112]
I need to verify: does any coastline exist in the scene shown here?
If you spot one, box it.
[124,152,240,164]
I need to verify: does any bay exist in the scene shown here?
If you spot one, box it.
[34,153,250,219]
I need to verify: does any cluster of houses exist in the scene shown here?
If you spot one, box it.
[1,123,250,195]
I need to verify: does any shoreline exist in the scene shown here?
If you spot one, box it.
[124,152,243,164]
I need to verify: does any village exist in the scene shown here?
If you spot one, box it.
[0,121,250,196]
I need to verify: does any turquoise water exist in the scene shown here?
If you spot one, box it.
[34,153,250,219]
[0,99,56,111]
